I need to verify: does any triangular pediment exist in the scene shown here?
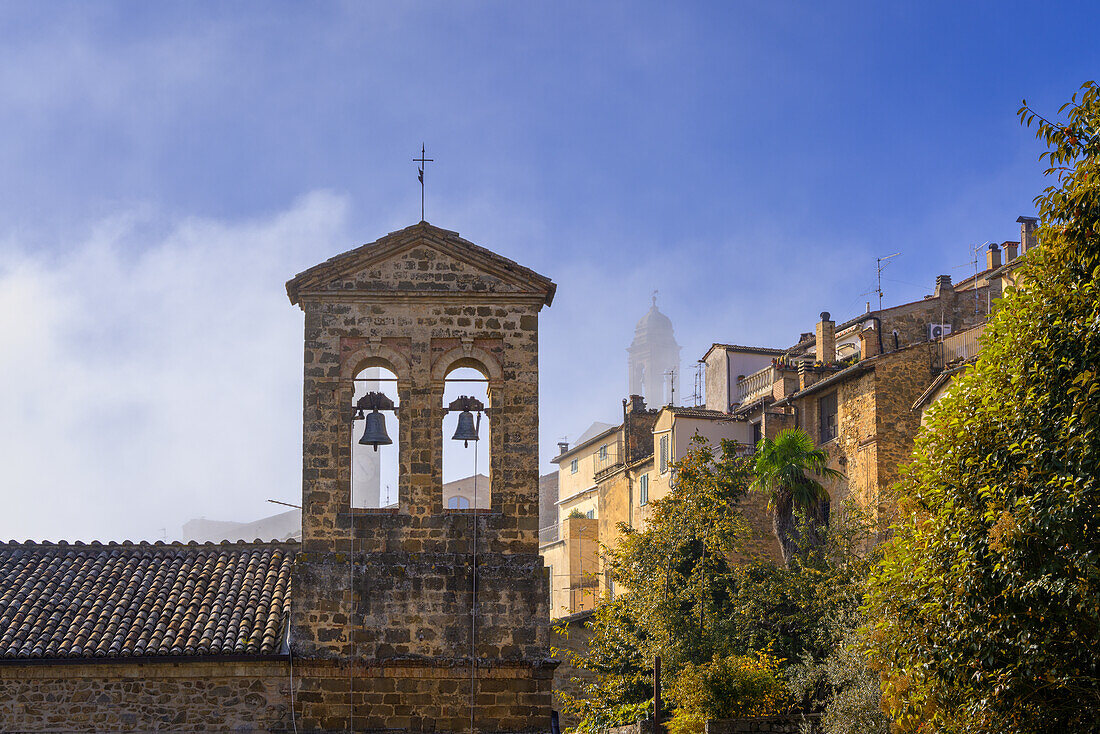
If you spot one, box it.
[286,221,556,306]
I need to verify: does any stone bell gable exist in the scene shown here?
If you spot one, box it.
[286,222,557,306]
[286,221,557,733]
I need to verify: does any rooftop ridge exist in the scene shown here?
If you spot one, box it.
[0,539,301,549]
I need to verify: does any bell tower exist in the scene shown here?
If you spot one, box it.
[628,293,681,405]
[285,221,557,733]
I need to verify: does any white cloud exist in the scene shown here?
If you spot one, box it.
[0,191,350,542]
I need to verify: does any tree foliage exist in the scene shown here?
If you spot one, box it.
[561,435,875,732]
[667,652,786,734]
[752,429,843,565]
[860,81,1100,733]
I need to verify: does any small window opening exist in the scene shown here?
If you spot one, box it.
[819,391,838,443]
[570,458,578,474]
[351,366,400,508]
[659,434,669,473]
[442,366,490,510]
[639,473,649,506]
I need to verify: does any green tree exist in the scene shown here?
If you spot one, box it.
[751,428,842,565]
[560,436,875,731]
[860,82,1100,733]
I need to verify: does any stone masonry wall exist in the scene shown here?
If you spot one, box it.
[868,344,935,524]
[794,344,934,530]
[293,660,553,734]
[550,613,595,732]
[0,661,291,733]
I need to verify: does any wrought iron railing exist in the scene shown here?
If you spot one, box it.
[592,441,622,476]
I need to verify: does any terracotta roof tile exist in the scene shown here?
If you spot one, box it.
[0,540,296,660]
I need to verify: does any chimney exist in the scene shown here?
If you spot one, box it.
[1017,216,1038,253]
[860,326,880,359]
[557,441,569,455]
[1003,240,1019,262]
[986,242,1002,270]
[624,394,646,414]
[933,275,954,298]
[815,311,835,364]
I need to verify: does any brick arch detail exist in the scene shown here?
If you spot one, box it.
[341,344,411,382]
[431,346,503,383]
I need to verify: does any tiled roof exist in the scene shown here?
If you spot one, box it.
[663,406,739,420]
[0,540,296,660]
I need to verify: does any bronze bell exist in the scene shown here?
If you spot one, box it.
[451,410,480,447]
[358,410,392,451]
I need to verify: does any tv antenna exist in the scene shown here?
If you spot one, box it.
[690,360,705,407]
[869,253,901,311]
[664,369,676,406]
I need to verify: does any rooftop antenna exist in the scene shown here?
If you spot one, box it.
[413,143,434,222]
[953,242,991,317]
[664,369,676,406]
[690,360,705,407]
[873,253,901,311]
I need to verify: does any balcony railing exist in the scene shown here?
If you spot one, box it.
[937,323,985,368]
[539,524,560,545]
[737,366,776,404]
[593,441,622,477]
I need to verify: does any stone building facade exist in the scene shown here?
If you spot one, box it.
[0,221,557,733]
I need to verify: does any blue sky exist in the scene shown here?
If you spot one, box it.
[1,1,1096,540]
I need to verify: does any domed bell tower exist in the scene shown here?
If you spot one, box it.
[628,292,681,406]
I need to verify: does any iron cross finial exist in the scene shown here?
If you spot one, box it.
[413,143,434,222]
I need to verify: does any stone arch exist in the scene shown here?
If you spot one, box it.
[431,346,503,383]
[341,344,411,382]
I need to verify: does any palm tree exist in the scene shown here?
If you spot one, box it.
[751,428,843,565]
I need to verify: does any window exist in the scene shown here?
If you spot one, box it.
[570,458,578,474]
[442,366,491,510]
[659,435,669,473]
[819,392,838,443]
[639,473,649,506]
[598,444,608,461]
[586,509,595,519]
[351,365,400,509]
[752,422,762,448]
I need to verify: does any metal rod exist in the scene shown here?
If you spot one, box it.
[348,377,489,382]
[470,441,479,734]
[653,655,661,734]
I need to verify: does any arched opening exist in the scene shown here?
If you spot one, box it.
[442,365,491,511]
[351,365,400,509]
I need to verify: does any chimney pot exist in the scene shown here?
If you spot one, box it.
[933,274,954,298]
[816,312,836,364]
[986,242,1002,271]
[1017,216,1039,253]
[1004,241,1019,262]
[557,441,569,454]
[860,327,880,359]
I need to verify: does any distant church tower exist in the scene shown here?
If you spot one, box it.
[628,292,681,405]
